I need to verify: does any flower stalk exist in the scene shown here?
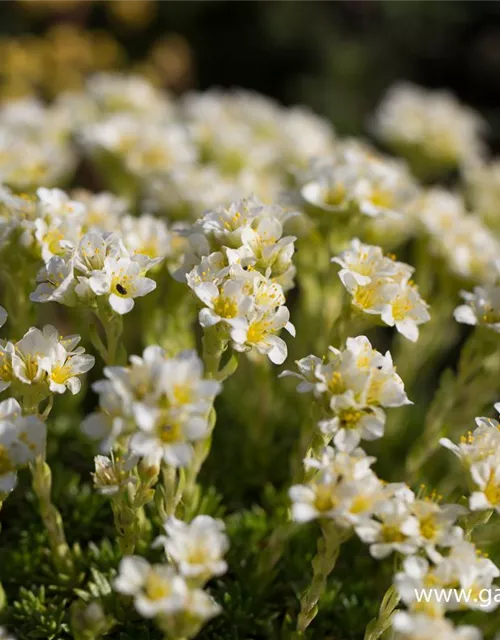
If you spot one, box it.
[296,521,350,633]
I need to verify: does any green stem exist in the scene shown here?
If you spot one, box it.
[90,311,125,366]
[364,584,400,640]
[201,327,226,379]
[405,328,500,483]
[31,457,74,576]
[297,521,350,633]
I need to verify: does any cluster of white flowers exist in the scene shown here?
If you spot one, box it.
[393,539,499,639]
[413,188,500,284]
[175,196,297,365]
[82,347,221,467]
[0,97,78,190]
[441,403,500,514]
[333,239,430,341]
[373,83,485,171]
[281,336,411,451]
[291,438,497,639]
[0,397,46,498]
[66,75,337,215]
[298,140,419,223]
[114,515,228,637]
[0,323,94,397]
[290,445,464,557]
[0,186,175,315]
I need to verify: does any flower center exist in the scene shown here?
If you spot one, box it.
[112,275,133,298]
[353,284,377,310]
[339,408,363,429]
[314,484,336,512]
[0,444,14,475]
[369,188,393,210]
[213,295,238,319]
[324,183,346,207]
[381,524,406,543]
[392,295,413,321]
[247,320,270,344]
[145,573,171,601]
[51,363,72,385]
[172,384,192,405]
[156,417,182,444]
[327,371,346,395]
[484,472,500,506]
[419,515,438,540]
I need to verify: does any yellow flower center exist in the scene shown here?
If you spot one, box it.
[44,228,65,255]
[314,484,337,512]
[484,471,500,506]
[482,304,500,324]
[339,408,363,429]
[0,444,14,475]
[369,188,393,210]
[23,354,40,381]
[0,353,13,382]
[392,295,413,321]
[419,515,438,540]
[353,284,377,310]
[156,417,182,444]
[51,363,72,385]
[112,274,133,298]
[213,295,238,319]
[324,183,346,207]
[327,371,346,395]
[381,524,406,543]
[247,319,270,344]
[186,546,209,565]
[350,495,372,514]
[172,384,192,405]
[145,572,171,601]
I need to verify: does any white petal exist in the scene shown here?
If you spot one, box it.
[109,294,134,314]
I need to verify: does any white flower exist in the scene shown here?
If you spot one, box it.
[0,398,46,496]
[410,500,465,560]
[379,283,431,342]
[11,326,57,385]
[129,406,208,468]
[194,279,253,329]
[0,306,6,329]
[38,342,95,394]
[333,240,430,340]
[355,491,420,559]
[395,555,447,617]
[392,611,482,640]
[155,516,229,584]
[290,446,382,525]
[332,238,398,288]
[30,256,76,306]
[230,305,295,365]
[469,456,500,513]
[88,256,157,314]
[92,453,137,496]
[114,556,188,618]
[279,354,322,393]
[84,348,221,457]
[319,404,386,452]
[120,214,173,261]
[454,286,500,332]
